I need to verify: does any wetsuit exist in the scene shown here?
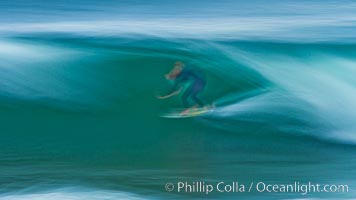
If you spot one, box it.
[171,68,206,107]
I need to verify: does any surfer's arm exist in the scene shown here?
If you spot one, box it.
[157,72,185,99]
[157,87,182,99]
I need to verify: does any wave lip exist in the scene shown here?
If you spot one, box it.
[1,16,356,42]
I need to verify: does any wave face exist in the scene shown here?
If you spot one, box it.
[1,37,356,144]
[1,1,356,200]
[1,35,356,199]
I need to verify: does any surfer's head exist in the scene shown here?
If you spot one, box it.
[166,61,184,80]
[174,61,184,69]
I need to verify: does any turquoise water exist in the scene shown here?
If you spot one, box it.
[1,1,356,199]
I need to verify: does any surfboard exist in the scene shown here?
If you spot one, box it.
[160,106,213,118]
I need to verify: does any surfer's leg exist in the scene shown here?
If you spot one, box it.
[190,82,205,107]
[181,85,193,107]
[191,91,204,107]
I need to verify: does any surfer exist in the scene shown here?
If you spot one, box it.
[157,61,206,112]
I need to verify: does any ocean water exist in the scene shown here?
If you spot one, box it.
[0,1,356,199]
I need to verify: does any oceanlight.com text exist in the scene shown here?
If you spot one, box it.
[165,181,349,195]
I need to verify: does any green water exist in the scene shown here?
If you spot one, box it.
[0,36,355,199]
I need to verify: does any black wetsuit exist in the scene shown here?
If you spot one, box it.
[172,68,206,107]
